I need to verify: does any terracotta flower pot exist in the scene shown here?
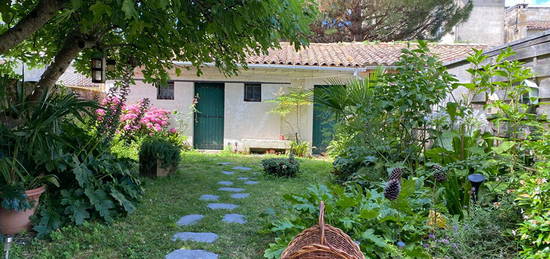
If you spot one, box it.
[0,185,46,235]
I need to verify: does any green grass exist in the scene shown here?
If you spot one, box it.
[5,152,332,259]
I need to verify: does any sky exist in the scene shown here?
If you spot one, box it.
[506,0,550,6]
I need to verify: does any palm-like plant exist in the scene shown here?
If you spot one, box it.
[1,79,95,200]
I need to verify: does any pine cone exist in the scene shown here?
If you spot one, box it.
[384,179,401,200]
[432,165,447,182]
[390,168,404,181]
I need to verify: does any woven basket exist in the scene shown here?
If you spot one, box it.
[281,201,365,259]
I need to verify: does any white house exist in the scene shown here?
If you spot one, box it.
[62,42,482,153]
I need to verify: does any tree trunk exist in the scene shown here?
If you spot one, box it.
[30,31,94,101]
[349,1,364,42]
[0,0,64,55]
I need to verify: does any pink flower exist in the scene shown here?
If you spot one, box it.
[96,109,106,116]
[169,128,177,134]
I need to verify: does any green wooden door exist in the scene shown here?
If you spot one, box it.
[193,83,224,150]
[312,85,335,154]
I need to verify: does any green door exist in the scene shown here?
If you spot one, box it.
[193,83,224,150]
[312,85,335,154]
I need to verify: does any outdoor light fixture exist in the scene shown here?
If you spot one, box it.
[4,236,13,259]
[91,57,105,83]
[468,173,486,203]
[106,59,116,72]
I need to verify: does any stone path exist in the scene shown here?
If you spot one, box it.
[166,162,260,258]
[177,215,204,226]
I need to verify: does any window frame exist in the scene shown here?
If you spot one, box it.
[157,80,175,100]
[244,83,261,102]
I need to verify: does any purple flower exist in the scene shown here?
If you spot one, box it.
[439,239,450,244]
[451,243,458,249]
[453,225,458,231]
[428,233,436,239]
[423,243,430,249]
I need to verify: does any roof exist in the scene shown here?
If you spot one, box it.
[245,42,486,68]
[57,65,100,87]
[525,21,550,30]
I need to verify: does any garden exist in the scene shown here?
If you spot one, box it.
[1,1,549,258]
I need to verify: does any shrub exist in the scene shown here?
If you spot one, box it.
[139,135,182,176]
[261,157,300,177]
[425,202,521,258]
[264,183,432,258]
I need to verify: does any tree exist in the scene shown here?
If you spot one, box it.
[0,0,317,99]
[269,87,312,141]
[310,0,472,42]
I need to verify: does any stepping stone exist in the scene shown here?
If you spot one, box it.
[252,172,259,175]
[217,181,233,186]
[217,162,232,165]
[230,193,250,199]
[244,181,258,185]
[232,166,252,171]
[199,194,219,201]
[223,214,247,224]
[237,177,250,180]
[166,249,218,259]
[172,232,218,243]
[222,171,235,175]
[177,214,204,226]
[207,203,238,210]
[218,187,245,192]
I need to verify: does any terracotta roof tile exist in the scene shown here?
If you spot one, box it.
[57,66,100,87]
[246,42,486,67]
[525,21,550,30]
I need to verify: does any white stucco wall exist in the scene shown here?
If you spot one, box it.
[125,66,357,151]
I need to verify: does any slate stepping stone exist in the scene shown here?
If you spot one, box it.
[177,214,204,226]
[244,181,258,185]
[217,181,233,186]
[230,193,250,199]
[166,249,218,259]
[232,166,252,171]
[237,177,250,180]
[217,162,232,165]
[207,203,239,210]
[172,232,218,243]
[199,194,219,201]
[223,214,246,224]
[222,171,235,175]
[218,187,245,192]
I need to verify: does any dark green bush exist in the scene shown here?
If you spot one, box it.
[138,136,182,176]
[261,157,300,177]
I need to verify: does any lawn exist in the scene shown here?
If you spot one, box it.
[5,152,332,259]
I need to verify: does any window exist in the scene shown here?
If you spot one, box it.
[244,83,261,102]
[157,81,174,100]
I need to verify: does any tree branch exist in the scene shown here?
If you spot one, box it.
[30,30,95,101]
[0,0,65,54]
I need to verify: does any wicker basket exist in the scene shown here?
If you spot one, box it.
[281,201,365,259]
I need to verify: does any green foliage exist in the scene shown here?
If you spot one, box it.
[31,122,143,238]
[2,0,317,85]
[289,141,309,157]
[319,41,456,183]
[262,157,300,177]
[426,202,521,258]
[138,135,182,176]
[264,183,432,258]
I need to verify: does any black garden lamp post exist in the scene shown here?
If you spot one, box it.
[91,57,105,83]
[468,173,486,203]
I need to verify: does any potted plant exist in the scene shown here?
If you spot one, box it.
[0,81,92,234]
[139,135,182,177]
[0,157,59,235]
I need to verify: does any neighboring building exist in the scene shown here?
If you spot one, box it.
[446,31,550,117]
[115,42,480,153]
[442,0,505,46]
[505,4,550,42]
